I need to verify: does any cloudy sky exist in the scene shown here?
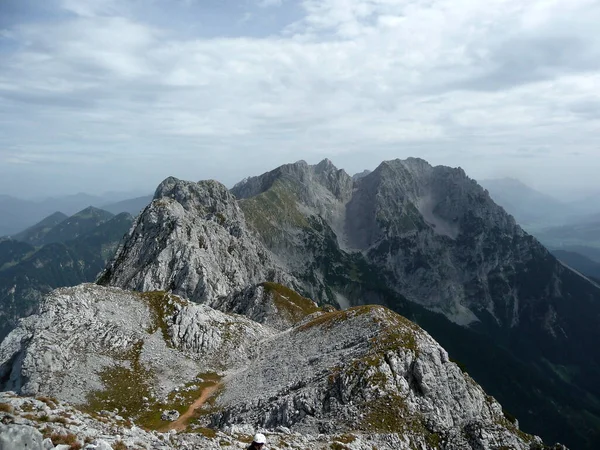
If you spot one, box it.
[1,0,599,199]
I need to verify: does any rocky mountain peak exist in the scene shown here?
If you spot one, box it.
[313,157,336,173]
[352,169,371,180]
[154,177,241,221]
[232,158,352,203]
[350,158,517,244]
[98,176,294,304]
[76,205,110,216]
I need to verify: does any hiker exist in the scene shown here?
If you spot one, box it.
[247,432,267,449]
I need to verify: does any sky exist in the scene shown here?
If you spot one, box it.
[1,0,599,200]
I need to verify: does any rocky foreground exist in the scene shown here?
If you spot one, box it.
[2,390,419,450]
[0,283,560,449]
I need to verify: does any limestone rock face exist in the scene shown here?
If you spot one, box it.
[232,158,600,449]
[0,423,43,450]
[233,157,532,325]
[0,284,271,406]
[346,158,527,324]
[0,284,546,449]
[210,282,321,331]
[99,178,296,303]
[213,305,530,449]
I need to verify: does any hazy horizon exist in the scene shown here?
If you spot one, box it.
[1,1,599,200]
[2,156,598,206]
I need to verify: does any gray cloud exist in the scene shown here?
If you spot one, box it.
[454,36,599,92]
[0,0,599,198]
[569,100,600,119]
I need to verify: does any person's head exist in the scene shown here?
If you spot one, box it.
[252,433,266,448]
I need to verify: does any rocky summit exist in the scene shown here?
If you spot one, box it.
[98,178,296,304]
[0,283,551,449]
[0,157,587,449]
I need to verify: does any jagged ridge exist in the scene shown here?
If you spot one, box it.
[0,283,544,449]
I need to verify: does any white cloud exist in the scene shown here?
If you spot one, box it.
[258,0,284,7]
[0,0,599,196]
[59,0,122,17]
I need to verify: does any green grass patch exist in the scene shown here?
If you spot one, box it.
[330,443,351,450]
[36,396,58,409]
[139,291,186,344]
[495,413,536,444]
[359,394,440,446]
[336,434,356,444]
[84,342,223,432]
[296,305,382,331]
[49,431,80,448]
[297,305,419,340]
[235,434,254,443]
[189,426,218,438]
[113,441,127,450]
[261,282,320,324]
[84,341,153,418]
[239,178,309,239]
[136,372,222,430]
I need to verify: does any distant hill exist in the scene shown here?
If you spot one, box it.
[478,178,574,229]
[567,190,600,216]
[0,195,41,236]
[39,206,114,245]
[554,245,600,263]
[12,211,68,245]
[101,195,152,216]
[0,212,133,340]
[0,240,35,271]
[0,191,146,237]
[534,220,600,250]
[553,250,600,280]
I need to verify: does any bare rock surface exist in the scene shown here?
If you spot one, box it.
[99,178,296,304]
[0,284,270,406]
[0,284,551,449]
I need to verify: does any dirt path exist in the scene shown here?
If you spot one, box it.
[164,383,221,432]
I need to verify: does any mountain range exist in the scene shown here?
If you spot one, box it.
[0,193,151,237]
[228,159,600,449]
[552,249,600,282]
[0,207,133,341]
[97,158,600,448]
[535,220,600,251]
[1,158,599,449]
[478,178,576,229]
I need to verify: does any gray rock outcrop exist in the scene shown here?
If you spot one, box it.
[161,410,180,421]
[0,283,545,449]
[0,423,43,450]
[0,284,271,405]
[98,178,296,304]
